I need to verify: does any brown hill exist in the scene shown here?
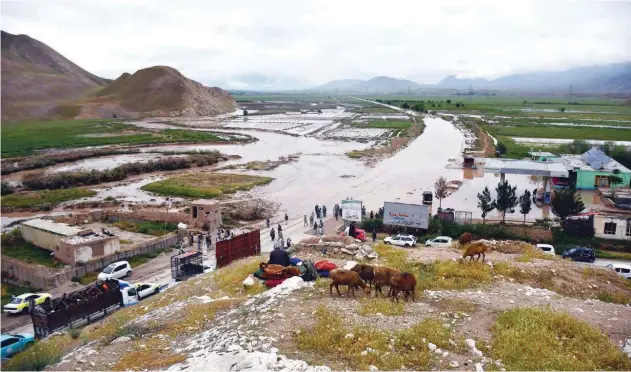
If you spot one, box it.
[71,66,236,118]
[1,31,109,122]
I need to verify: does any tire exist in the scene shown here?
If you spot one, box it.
[44,297,51,303]
[154,288,160,294]
[126,270,132,278]
[404,244,410,247]
[385,241,391,245]
[21,306,29,314]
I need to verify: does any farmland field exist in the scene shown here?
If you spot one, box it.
[142,173,274,199]
[487,125,631,141]
[1,119,235,158]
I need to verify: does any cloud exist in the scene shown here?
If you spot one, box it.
[2,0,630,90]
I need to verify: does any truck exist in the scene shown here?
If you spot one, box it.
[30,279,139,339]
[170,250,205,281]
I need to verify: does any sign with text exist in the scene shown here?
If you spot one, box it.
[383,202,429,229]
[341,199,362,222]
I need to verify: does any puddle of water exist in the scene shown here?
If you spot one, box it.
[46,153,187,173]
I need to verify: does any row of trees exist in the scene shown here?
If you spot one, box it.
[474,181,585,224]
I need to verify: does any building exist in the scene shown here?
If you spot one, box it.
[560,147,631,190]
[21,219,83,251]
[593,214,631,241]
[190,199,222,230]
[528,151,558,162]
[59,231,120,265]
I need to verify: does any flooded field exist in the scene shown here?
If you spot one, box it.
[512,137,631,148]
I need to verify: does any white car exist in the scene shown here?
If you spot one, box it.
[135,282,161,299]
[97,261,132,281]
[383,234,417,247]
[425,236,453,247]
[606,263,631,280]
[536,244,556,256]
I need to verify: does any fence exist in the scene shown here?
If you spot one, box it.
[216,230,261,268]
[1,232,184,289]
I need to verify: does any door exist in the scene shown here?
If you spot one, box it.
[1,337,19,357]
[137,285,151,299]
[113,264,127,279]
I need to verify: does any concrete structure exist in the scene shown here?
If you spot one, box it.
[593,214,631,241]
[482,158,569,179]
[560,147,631,190]
[190,199,222,230]
[528,151,557,162]
[20,219,83,251]
[59,232,120,265]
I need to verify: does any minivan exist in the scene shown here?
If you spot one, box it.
[562,247,595,263]
[97,261,132,281]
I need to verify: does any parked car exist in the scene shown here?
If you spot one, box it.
[536,244,556,256]
[339,228,367,242]
[383,234,417,247]
[135,282,161,299]
[97,261,132,281]
[606,263,631,280]
[1,333,35,359]
[425,236,453,248]
[562,247,595,263]
[2,293,51,314]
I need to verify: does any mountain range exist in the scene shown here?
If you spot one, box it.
[316,63,631,94]
[1,31,235,122]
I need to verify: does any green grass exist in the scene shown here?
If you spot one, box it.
[142,173,273,199]
[1,231,64,268]
[77,272,99,285]
[297,306,453,370]
[112,221,178,236]
[358,298,405,316]
[1,188,96,210]
[488,125,631,141]
[1,119,233,158]
[354,107,398,113]
[1,283,39,307]
[213,257,265,296]
[491,307,631,371]
[354,120,412,130]
[594,249,631,260]
[596,291,631,305]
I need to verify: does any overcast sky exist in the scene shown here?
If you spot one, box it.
[2,0,630,90]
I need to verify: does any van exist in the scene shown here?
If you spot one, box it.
[536,244,555,256]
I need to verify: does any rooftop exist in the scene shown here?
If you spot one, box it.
[481,158,569,178]
[62,232,116,245]
[21,219,82,236]
[528,151,557,158]
[559,153,631,173]
[191,199,219,206]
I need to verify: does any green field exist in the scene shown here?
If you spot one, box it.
[233,94,340,102]
[142,173,273,199]
[488,125,631,141]
[353,106,398,113]
[1,188,97,209]
[1,119,231,158]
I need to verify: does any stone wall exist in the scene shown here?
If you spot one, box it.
[106,209,189,224]
[503,225,553,242]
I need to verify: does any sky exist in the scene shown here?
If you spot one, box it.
[2,0,630,90]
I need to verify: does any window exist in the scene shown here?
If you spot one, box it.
[1,338,18,348]
[627,221,631,237]
[621,268,631,274]
[604,222,617,235]
[114,265,125,272]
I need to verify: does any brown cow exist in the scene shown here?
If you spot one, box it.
[458,232,473,247]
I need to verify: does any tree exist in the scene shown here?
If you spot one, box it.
[607,169,624,200]
[558,107,566,112]
[477,186,494,224]
[567,139,589,154]
[494,181,518,223]
[519,190,532,224]
[455,103,461,108]
[1,182,14,196]
[401,102,410,109]
[496,141,507,155]
[446,99,451,104]
[434,176,449,209]
[551,187,585,221]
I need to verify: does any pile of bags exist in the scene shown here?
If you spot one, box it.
[250,258,319,288]
[314,260,337,277]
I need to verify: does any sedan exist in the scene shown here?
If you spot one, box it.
[425,236,454,248]
[2,293,52,314]
[135,282,161,300]
[383,235,417,247]
[1,333,35,359]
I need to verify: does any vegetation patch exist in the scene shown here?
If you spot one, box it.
[113,220,178,236]
[596,291,631,305]
[488,125,631,141]
[297,306,452,370]
[491,307,630,371]
[354,120,412,130]
[1,188,96,211]
[142,173,273,199]
[112,339,186,371]
[358,298,405,316]
[2,333,73,371]
[1,119,241,158]
[212,257,264,296]
[1,229,65,268]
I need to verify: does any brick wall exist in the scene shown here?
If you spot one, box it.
[106,210,189,224]
[504,225,553,242]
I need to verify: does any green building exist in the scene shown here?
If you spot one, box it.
[561,148,631,190]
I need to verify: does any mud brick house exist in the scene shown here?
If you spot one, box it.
[190,199,222,230]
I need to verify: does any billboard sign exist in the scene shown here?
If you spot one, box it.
[341,199,362,222]
[383,202,429,229]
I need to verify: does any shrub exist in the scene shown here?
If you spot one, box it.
[68,326,82,339]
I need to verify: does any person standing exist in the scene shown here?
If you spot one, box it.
[278,223,282,233]
[322,205,327,218]
[318,219,324,235]
[370,210,374,220]
[205,234,211,250]
[278,229,284,240]
[304,215,308,226]
[270,228,276,241]
[197,236,202,251]
[372,229,377,243]
[188,232,194,247]
[266,218,270,228]
[310,213,314,226]
[314,205,319,219]
[286,237,292,249]
[313,221,318,234]
[285,213,289,224]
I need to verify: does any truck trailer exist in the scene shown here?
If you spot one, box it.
[30,279,138,339]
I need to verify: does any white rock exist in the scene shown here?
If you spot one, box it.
[345,333,355,339]
[465,339,476,349]
[449,361,459,368]
[435,348,443,355]
[361,350,368,356]
[475,362,484,372]
[428,342,437,351]
[111,336,131,344]
[89,362,95,367]
[243,274,256,288]
[369,366,379,372]
[271,347,279,353]
[442,351,449,357]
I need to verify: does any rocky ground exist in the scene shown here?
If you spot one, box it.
[7,241,631,372]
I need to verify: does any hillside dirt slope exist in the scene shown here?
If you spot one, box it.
[70,66,237,119]
[1,31,109,122]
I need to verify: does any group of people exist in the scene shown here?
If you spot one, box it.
[187,231,212,252]
[270,222,292,250]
